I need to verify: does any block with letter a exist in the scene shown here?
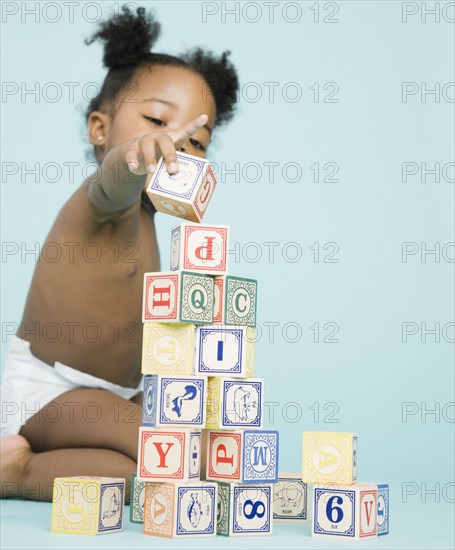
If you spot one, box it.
[312,483,378,540]
[206,429,278,483]
[302,431,357,484]
[145,151,217,222]
[170,222,229,275]
[217,482,273,536]
[137,427,201,482]
[143,481,217,538]
[142,271,214,325]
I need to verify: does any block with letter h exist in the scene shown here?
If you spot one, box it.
[312,483,378,541]
[170,222,229,275]
[214,275,257,326]
[142,374,207,428]
[146,151,217,222]
[137,427,201,482]
[217,482,273,536]
[143,481,217,538]
[51,477,125,535]
[206,377,264,429]
[194,325,254,378]
[273,473,308,522]
[302,431,357,484]
[142,271,214,324]
[206,429,279,483]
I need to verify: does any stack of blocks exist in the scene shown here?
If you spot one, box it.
[132,151,279,537]
[300,431,389,541]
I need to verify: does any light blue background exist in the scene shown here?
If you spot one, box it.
[1,1,454,548]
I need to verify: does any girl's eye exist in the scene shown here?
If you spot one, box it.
[144,116,165,127]
[190,138,206,152]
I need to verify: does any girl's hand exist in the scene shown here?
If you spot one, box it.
[124,114,209,176]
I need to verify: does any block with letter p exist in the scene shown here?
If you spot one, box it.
[213,275,257,326]
[302,431,357,484]
[142,271,214,324]
[312,483,378,540]
[145,151,217,222]
[170,222,229,275]
[206,430,279,484]
[206,377,264,429]
[137,427,201,482]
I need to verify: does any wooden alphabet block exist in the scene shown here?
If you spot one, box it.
[129,474,145,524]
[51,477,124,535]
[170,222,229,275]
[302,431,358,484]
[142,271,214,325]
[141,323,194,375]
[194,326,254,378]
[143,481,217,537]
[145,151,217,222]
[217,482,273,536]
[142,374,207,428]
[213,276,257,326]
[206,377,264,429]
[137,427,201,482]
[312,483,377,540]
[356,482,389,536]
[206,429,279,483]
[273,473,308,521]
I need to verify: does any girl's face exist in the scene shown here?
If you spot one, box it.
[90,65,217,160]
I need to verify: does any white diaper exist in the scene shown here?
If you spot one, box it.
[0,335,143,439]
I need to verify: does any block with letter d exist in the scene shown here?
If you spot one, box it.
[217,482,273,536]
[206,377,263,429]
[141,323,194,375]
[142,374,207,428]
[302,431,357,484]
[206,429,279,483]
[143,481,217,538]
[145,151,217,222]
[142,271,214,325]
[170,222,229,275]
[137,427,201,482]
[194,325,254,378]
[312,483,378,541]
[213,275,257,326]
[51,477,125,535]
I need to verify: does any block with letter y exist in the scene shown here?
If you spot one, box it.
[137,427,201,482]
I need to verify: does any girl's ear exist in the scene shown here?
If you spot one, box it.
[87,111,110,148]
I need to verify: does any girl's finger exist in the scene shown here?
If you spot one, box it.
[170,114,209,150]
[124,141,141,173]
[154,132,179,174]
[138,134,158,174]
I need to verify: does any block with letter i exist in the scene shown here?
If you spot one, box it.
[206,377,264,429]
[194,325,254,378]
[143,481,217,537]
[217,482,273,536]
[142,271,214,324]
[141,323,194,375]
[273,473,308,522]
[137,427,201,482]
[213,275,257,326]
[142,374,207,427]
[145,151,217,222]
[170,222,229,275]
[312,483,377,540]
[206,429,279,483]
[51,477,124,535]
[302,431,357,484]
[129,474,145,524]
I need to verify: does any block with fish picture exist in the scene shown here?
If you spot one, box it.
[142,374,207,427]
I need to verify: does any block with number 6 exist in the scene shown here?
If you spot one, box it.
[145,151,217,222]
[312,483,377,540]
[142,271,214,325]
[217,482,273,536]
[170,222,229,275]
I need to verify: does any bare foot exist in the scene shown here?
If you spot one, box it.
[0,435,34,498]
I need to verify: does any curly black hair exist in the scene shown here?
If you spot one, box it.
[85,5,239,163]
